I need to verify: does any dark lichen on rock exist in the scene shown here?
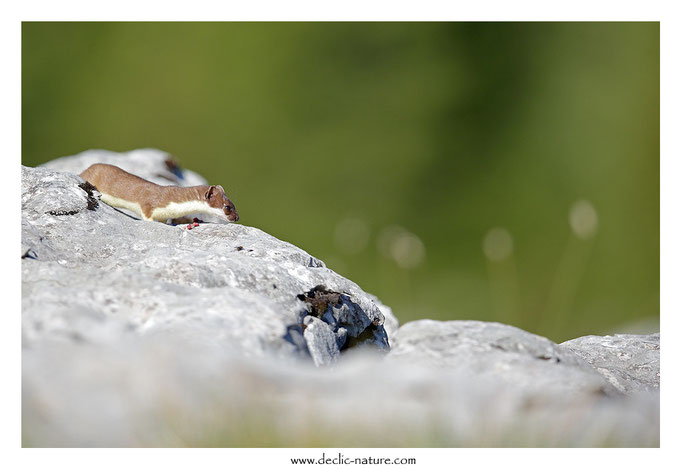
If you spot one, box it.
[78,181,100,210]
[297,284,343,317]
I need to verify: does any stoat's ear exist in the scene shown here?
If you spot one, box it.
[204,185,218,199]
[217,185,225,194]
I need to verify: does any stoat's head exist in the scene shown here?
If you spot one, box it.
[204,185,239,222]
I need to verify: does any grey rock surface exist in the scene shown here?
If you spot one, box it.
[23,336,659,447]
[560,333,660,393]
[387,320,621,397]
[21,149,659,447]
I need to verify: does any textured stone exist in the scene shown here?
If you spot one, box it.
[303,316,340,366]
[387,319,621,397]
[23,336,659,447]
[560,333,660,393]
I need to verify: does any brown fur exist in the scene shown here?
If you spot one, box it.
[79,163,238,222]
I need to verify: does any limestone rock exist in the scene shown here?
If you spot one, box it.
[303,316,340,366]
[387,319,620,397]
[560,333,660,393]
[23,335,660,447]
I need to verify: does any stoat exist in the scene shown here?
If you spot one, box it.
[79,163,239,223]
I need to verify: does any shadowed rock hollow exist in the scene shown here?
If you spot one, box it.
[22,149,660,447]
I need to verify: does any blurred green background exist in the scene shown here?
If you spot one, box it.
[22,22,659,342]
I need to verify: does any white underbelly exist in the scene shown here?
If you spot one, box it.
[150,200,225,222]
[100,193,146,219]
[100,193,226,222]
